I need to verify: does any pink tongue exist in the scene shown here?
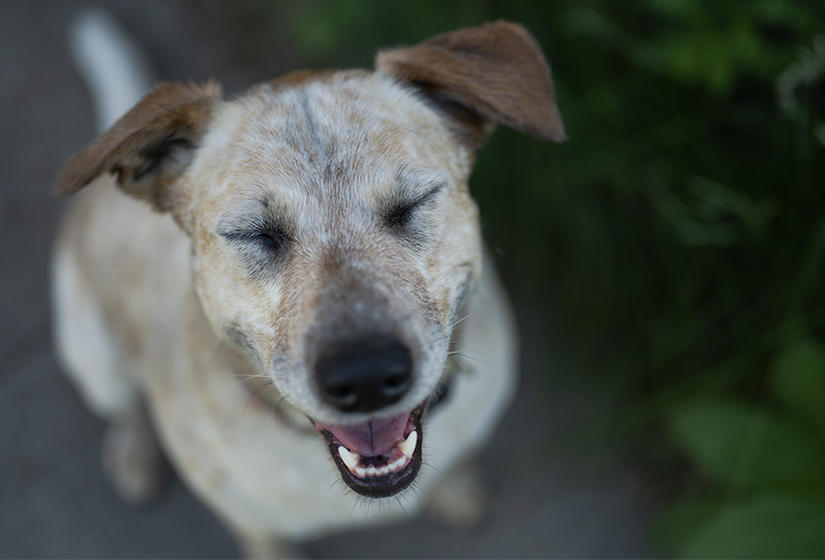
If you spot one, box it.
[315,411,411,457]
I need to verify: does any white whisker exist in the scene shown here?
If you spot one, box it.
[449,313,472,330]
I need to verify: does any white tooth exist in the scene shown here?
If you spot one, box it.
[355,466,367,478]
[366,465,376,477]
[337,446,360,472]
[378,466,389,476]
[388,461,398,472]
[397,430,417,459]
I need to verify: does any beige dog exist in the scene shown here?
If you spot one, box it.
[52,16,565,557]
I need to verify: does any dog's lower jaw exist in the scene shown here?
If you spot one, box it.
[235,358,427,499]
[316,406,424,499]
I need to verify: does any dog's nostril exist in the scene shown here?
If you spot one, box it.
[316,338,413,413]
[326,384,359,407]
[382,374,411,396]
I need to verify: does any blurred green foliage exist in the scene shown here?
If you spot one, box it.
[278,0,825,556]
[655,339,825,557]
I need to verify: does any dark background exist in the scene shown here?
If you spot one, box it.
[2,1,824,558]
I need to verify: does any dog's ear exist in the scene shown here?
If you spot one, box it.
[52,81,222,213]
[376,21,566,148]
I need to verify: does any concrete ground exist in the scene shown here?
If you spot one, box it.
[0,1,657,557]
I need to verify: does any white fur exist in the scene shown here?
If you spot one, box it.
[51,234,136,417]
[71,10,152,132]
[54,12,522,556]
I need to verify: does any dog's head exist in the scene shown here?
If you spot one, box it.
[54,22,565,499]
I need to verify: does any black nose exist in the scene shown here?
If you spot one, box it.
[316,338,413,413]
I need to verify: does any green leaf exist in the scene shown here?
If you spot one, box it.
[772,339,825,440]
[668,399,825,493]
[680,496,825,559]
[649,494,726,555]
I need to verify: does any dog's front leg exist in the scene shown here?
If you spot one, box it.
[232,531,304,560]
[100,399,167,505]
[423,457,490,531]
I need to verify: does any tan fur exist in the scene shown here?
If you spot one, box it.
[52,21,564,557]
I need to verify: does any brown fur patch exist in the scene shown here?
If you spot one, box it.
[376,21,567,146]
[52,81,223,213]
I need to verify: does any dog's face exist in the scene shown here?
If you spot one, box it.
[54,22,565,498]
[187,71,481,496]
[189,70,480,422]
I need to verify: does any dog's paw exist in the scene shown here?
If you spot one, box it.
[424,461,490,532]
[235,532,306,560]
[101,404,166,505]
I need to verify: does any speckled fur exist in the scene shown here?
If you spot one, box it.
[52,21,565,557]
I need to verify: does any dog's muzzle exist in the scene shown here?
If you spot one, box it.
[312,335,424,498]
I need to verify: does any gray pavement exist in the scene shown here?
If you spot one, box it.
[0,2,657,557]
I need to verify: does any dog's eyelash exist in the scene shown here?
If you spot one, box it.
[250,231,287,251]
[385,182,446,229]
[219,218,293,255]
[225,229,288,251]
[386,203,418,228]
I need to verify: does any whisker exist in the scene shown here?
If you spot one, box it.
[233,375,272,387]
[450,347,489,357]
[405,482,425,509]
[421,460,444,480]
[207,372,270,378]
[449,313,472,330]
[203,337,225,370]
[242,380,273,417]
[441,364,471,383]
[272,394,287,420]
[447,351,488,366]
[348,498,360,519]
[323,470,346,501]
[394,494,412,518]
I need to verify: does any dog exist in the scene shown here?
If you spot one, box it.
[51,12,565,557]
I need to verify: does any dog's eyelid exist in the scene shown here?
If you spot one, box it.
[384,182,447,234]
[216,217,293,249]
[386,181,448,223]
[416,180,448,203]
[397,176,448,200]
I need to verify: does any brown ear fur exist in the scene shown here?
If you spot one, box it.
[376,21,566,146]
[53,81,222,212]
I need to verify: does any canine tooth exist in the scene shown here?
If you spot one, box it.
[366,465,376,477]
[398,430,417,459]
[337,446,360,471]
[355,466,367,478]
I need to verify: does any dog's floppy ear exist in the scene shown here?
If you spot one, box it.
[376,21,566,147]
[52,81,222,213]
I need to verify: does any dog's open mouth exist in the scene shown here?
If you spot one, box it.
[315,406,423,498]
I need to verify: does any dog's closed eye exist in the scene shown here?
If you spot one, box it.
[384,181,446,232]
[217,215,293,276]
[225,227,289,253]
[386,202,417,229]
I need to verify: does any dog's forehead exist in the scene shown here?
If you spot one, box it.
[201,71,461,205]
